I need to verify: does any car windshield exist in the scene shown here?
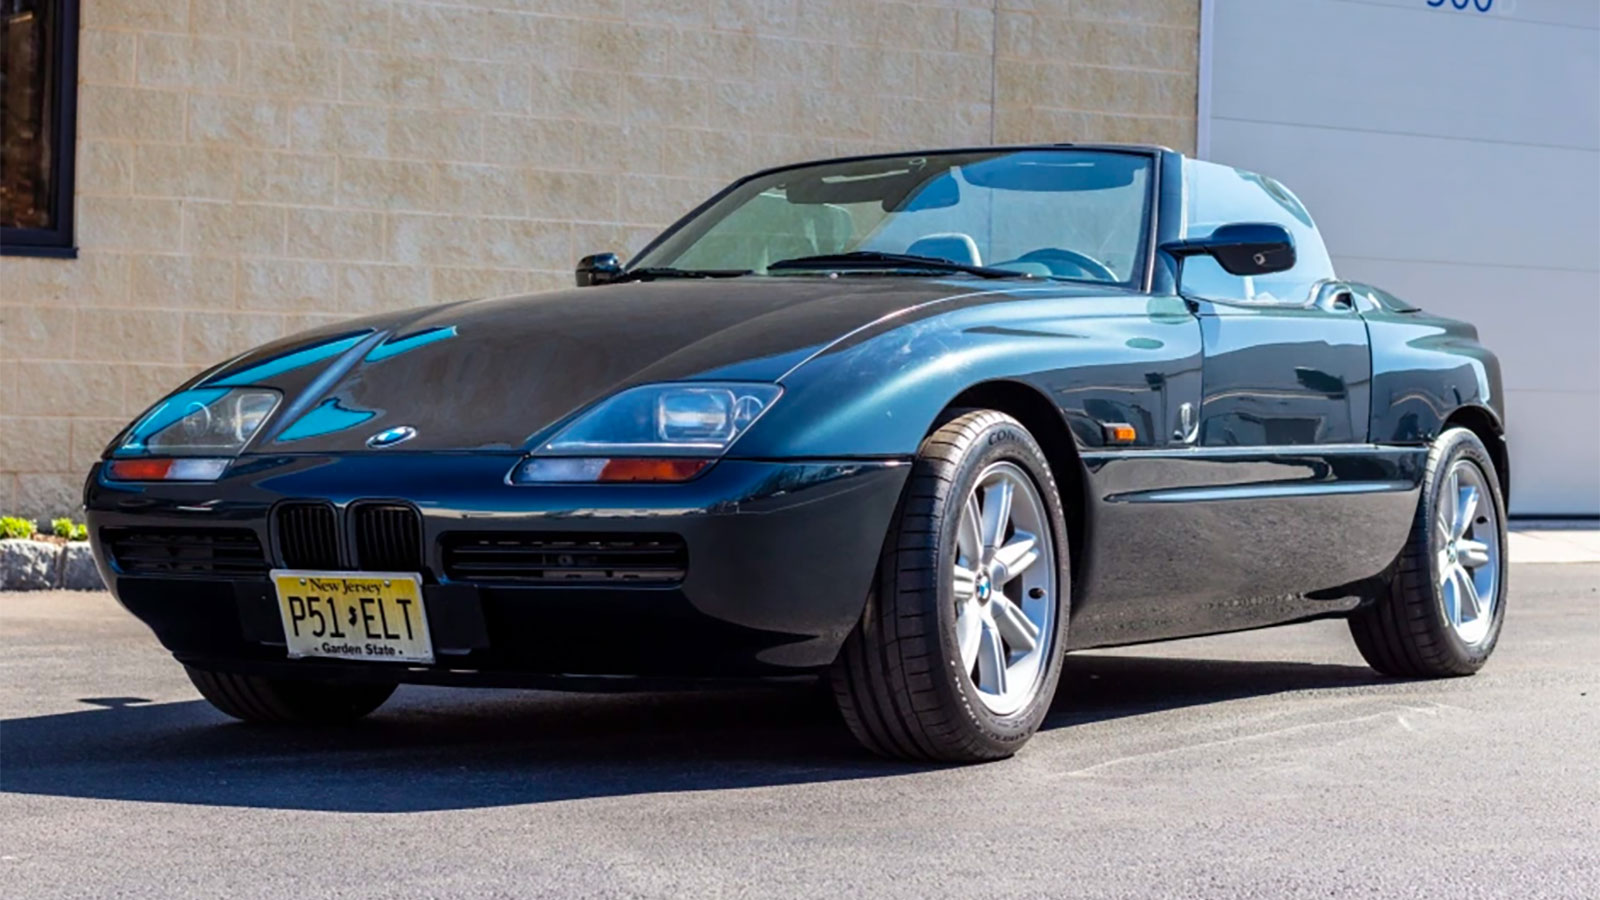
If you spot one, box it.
[631,149,1154,285]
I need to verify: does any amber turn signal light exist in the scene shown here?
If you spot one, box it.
[106,458,230,481]
[596,458,711,482]
[108,459,174,480]
[1102,423,1138,444]
[511,457,714,484]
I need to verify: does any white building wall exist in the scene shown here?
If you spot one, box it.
[1201,0,1600,516]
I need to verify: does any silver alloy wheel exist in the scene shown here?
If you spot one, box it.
[1435,459,1500,646]
[952,461,1057,716]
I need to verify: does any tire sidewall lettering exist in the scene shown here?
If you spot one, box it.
[987,427,1020,447]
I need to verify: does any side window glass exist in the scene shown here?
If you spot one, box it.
[1179,160,1335,305]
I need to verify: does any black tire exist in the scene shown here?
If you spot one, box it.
[830,410,1071,762]
[185,665,396,724]
[1349,427,1508,677]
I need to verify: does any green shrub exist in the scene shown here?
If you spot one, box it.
[52,518,89,541]
[1,516,36,540]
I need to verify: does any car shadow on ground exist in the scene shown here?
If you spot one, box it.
[0,654,1380,812]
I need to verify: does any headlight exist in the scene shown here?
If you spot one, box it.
[510,382,781,484]
[115,388,281,458]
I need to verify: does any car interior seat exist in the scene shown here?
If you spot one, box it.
[906,233,983,266]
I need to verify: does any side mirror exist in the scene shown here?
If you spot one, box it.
[576,252,624,287]
[1161,222,1296,276]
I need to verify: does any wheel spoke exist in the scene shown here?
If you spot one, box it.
[1457,538,1491,570]
[1455,485,1480,540]
[976,619,1007,695]
[1440,567,1460,626]
[980,479,1013,556]
[991,596,1040,654]
[1446,468,1462,537]
[1455,565,1484,622]
[958,494,983,566]
[952,564,979,602]
[956,600,982,675]
[990,532,1039,585]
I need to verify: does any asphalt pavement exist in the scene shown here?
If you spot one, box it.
[2,564,1596,899]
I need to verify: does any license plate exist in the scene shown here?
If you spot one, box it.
[272,570,434,664]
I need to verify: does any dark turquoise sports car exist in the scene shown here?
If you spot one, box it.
[86,145,1510,761]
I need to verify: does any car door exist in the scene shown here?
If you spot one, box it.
[1161,163,1402,625]
[1177,160,1437,613]
[1069,161,1428,649]
[1193,285,1370,448]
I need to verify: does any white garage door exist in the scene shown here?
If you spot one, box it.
[1200,0,1600,516]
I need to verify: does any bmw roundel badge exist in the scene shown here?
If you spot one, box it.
[366,425,417,449]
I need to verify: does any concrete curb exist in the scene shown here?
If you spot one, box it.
[0,540,106,591]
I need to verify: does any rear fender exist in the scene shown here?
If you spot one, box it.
[1364,309,1505,445]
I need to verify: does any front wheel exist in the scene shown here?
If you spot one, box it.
[186,665,396,724]
[830,410,1071,762]
[1349,427,1509,677]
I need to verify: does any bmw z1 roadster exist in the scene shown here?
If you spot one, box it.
[87,145,1509,761]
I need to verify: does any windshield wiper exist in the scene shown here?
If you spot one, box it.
[767,251,1033,280]
[616,266,754,283]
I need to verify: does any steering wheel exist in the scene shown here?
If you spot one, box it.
[1015,248,1119,282]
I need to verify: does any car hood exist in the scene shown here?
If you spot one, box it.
[205,278,985,454]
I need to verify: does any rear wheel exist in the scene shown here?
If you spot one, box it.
[185,665,395,724]
[1349,427,1508,677]
[830,410,1070,762]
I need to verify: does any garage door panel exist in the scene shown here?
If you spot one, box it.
[1212,0,1600,150]
[1502,389,1600,517]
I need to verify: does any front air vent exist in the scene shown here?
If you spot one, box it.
[442,533,687,585]
[103,527,269,578]
[353,503,423,572]
[275,501,341,570]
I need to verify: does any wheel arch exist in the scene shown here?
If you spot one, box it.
[1442,404,1510,505]
[934,380,1089,594]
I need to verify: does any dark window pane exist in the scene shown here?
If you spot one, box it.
[1,0,56,230]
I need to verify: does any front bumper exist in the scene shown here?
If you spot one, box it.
[84,455,909,684]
